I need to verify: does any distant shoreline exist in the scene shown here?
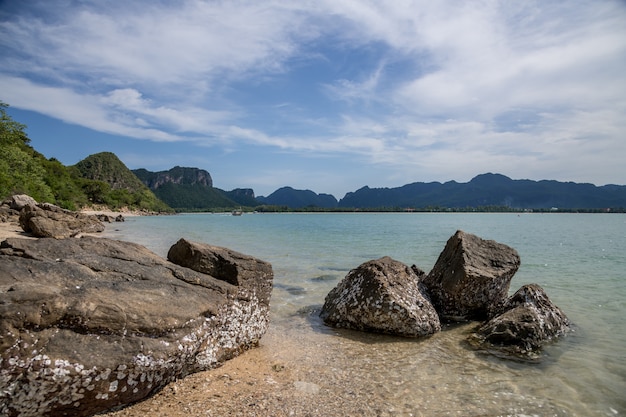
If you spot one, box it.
[0,208,142,241]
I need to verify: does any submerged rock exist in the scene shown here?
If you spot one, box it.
[320,256,440,337]
[468,284,571,359]
[19,203,105,238]
[0,236,272,417]
[422,230,520,321]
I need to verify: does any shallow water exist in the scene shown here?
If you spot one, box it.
[105,212,626,416]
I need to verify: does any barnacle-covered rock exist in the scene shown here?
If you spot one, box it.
[468,284,571,359]
[0,236,272,417]
[320,256,440,337]
[422,230,520,321]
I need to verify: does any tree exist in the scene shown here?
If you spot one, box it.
[0,102,55,201]
[0,101,29,146]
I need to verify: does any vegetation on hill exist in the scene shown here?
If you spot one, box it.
[337,173,626,210]
[0,102,171,212]
[73,152,171,212]
[257,187,338,209]
[133,167,240,211]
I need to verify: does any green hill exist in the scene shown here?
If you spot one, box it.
[73,152,171,212]
[0,101,171,212]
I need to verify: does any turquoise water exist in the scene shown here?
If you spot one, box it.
[105,213,626,416]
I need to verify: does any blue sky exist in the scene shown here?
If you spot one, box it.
[1,1,625,199]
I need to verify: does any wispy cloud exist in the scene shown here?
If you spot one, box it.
[1,0,625,194]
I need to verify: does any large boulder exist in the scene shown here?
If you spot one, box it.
[468,284,571,359]
[167,238,273,306]
[5,194,38,211]
[0,195,32,223]
[422,230,520,321]
[0,236,273,417]
[19,203,105,238]
[320,257,441,337]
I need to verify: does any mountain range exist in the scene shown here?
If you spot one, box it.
[257,173,626,210]
[131,162,626,210]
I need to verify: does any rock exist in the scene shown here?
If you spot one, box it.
[0,236,273,417]
[95,214,125,223]
[4,194,38,210]
[422,230,520,321]
[18,203,105,238]
[96,214,113,223]
[167,238,273,306]
[468,284,571,359]
[320,256,441,337]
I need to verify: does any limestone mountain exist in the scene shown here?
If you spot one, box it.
[133,166,251,210]
[133,166,213,189]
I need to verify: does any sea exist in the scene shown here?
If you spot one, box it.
[104,212,626,416]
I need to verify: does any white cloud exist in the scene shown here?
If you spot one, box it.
[1,0,625,191]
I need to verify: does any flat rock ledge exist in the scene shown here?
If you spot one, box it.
[320,230,570,360]
[0,236,273,417]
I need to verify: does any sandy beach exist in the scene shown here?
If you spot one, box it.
[0,219,35,240]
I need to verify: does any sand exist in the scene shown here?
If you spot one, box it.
[101,330,335,417]
[0,219,35,240]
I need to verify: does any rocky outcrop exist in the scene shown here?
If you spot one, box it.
[0,236,273,417]
[467,284,571,358]
[319,231,569,360]
[320,257,440,337]
[422,230,521,321]
[133,166,213,189]
[18,203,105,238]
[1,195,34,223]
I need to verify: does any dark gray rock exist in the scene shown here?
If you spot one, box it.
[95,214,125,223]
[19,203,105,238]
[0,236,272,417]
[468,284,571,359]
[320,256,440,337]
[422,230,520,321]
[167,238,273,306]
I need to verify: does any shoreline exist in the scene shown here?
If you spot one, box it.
[0,209,140,241]
[0,211,311,417]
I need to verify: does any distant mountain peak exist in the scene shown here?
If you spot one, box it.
[257,186,338,208]
[134,166,212,189]
[74,152,147,192]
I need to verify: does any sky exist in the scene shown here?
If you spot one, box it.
[1,1,625,199]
